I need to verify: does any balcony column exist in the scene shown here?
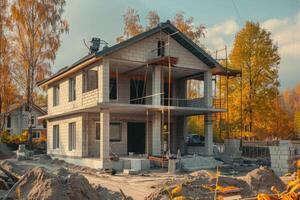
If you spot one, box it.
[204,113,213,156]
[204,71,213,108]
[98,58,110,102]
[152,65,162,105]
[152,112,161,156]
[204,70,213,156]
[100,109,111,169]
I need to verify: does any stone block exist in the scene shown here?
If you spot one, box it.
[123,169,140,175]
[131,158,150,171]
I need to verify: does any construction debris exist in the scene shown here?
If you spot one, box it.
[3,166,127,200]
[241,166,286,194]
[146,167,287,199]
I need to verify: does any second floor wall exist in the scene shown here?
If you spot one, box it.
[47,32,215,116]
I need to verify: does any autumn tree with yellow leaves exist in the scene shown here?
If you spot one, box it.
[10,0,68,146]
[0,0,17,131]
[226,21,288,139]
[117,8,206,44]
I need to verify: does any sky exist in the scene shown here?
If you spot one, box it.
[54,0,300,90]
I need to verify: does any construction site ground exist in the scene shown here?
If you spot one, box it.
[0,154,296,200]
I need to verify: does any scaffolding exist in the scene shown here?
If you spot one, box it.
[125,29,241,156]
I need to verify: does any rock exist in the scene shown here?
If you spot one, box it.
[242,166,285,194]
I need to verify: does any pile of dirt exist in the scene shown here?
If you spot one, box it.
[146,170,251,200]
[35,155,99,176]
[9,167,127,200]
[242,166,286,194]
[11,167,103,200]
[146,167,286,199]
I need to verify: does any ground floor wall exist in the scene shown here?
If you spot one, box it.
[47,114,85,157]
[46,111,214,168]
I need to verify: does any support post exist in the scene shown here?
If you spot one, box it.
[98,58,110,102]
[152,112,161,156]
[204,113,213,156]
[204,71,213,108]
[152,65,162,105]
[100,109,111,168]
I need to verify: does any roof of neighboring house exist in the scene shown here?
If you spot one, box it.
[7,101,47,115]
[38,20,239,86]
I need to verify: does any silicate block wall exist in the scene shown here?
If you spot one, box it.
[47,114,84,157]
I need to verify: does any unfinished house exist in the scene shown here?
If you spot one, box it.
[38,21,237,169]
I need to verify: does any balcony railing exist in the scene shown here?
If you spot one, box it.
[129,94,223,109]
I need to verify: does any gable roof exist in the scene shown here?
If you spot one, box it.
[38,21,238,86]
[7,101,47,115]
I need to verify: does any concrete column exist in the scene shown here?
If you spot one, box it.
[204,113,213,156]
[204,71,213,108]
[98,58,110,102]
[152,66,162,105]
[177,116,188,155]
[152,112,161,156]
[100,109,111,168]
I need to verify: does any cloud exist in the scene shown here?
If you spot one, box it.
[261,12,300,58]
[202,19,238,57]
[201,12,300,89]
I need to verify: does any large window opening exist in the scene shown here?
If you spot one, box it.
[53,85,60,106]
[130,79,145,104]
[110,122,122,142]
[83,69,98,93]
[7,115,11,128]
[95,122,100,140]
[157,40,165,57]
[53,125,59,149]
[68,122,76,151]
[69,77,76,101]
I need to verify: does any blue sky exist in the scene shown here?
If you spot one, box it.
[54,0,300,90]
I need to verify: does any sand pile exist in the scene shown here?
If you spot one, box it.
[146,167,286,199]
[8,167,127,200]
[11,167,103,200]
[242,166,286,194]
[146,170,251,200]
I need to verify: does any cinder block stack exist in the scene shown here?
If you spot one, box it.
[269,140,297,176]
[220,139,242,163]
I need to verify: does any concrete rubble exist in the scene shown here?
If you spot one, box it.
[180,155,223,171]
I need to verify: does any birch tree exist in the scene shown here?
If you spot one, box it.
[10,0,68,147]
[0,0,17,131]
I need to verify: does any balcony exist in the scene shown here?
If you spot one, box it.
[128,94,222,109]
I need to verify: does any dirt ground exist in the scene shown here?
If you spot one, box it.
[0,155,293,200]
[0,156,187,200]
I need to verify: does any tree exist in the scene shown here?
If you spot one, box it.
[146,10,160,30]
[228,21,280,136]
[10,0,69,147]
[117,9,206,44]
[116,8,143,43]
[172,11,206,44]
[0,0,17,131]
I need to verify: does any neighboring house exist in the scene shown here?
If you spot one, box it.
[4,102,47,142]
[38,21,238,169]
